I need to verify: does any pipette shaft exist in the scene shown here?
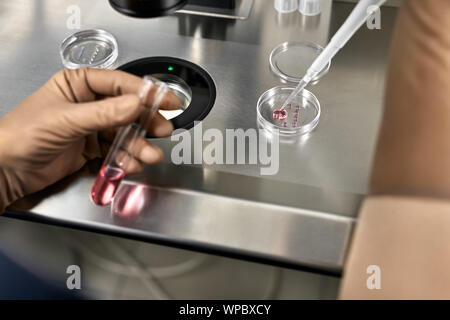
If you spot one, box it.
[280,0,387,110]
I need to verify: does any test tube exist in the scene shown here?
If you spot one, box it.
[299,0,322,16]
[274,0,298,13]
[90,75,169,206]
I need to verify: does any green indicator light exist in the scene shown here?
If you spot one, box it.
[168,66,174,71]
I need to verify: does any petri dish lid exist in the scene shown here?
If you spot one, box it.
[270,41,331,85]
[60,29,118,69]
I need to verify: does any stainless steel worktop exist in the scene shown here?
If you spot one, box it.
[0,0,398,274]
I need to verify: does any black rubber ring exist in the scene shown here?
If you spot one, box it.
[118,56,216,131]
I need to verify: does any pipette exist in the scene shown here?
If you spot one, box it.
[276,0,387,113]
[90,76,169,206]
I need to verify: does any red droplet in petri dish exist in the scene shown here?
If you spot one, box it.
[272,109,288,121]
[91,165,125,206]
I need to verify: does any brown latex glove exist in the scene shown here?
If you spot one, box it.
[0,68,181,212]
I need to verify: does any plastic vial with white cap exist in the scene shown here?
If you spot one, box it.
[299,0,322,16]
[274,0,298,13]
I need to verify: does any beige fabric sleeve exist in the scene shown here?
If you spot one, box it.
[340,196,450,299]
[370,0,450,198]
[340,1,450,299]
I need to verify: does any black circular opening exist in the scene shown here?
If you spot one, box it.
[109,0,187,18]
[117,56,216,131]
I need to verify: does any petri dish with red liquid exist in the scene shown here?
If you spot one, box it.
[257,86,320,137]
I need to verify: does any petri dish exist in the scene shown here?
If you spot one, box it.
[151,73,192,120]
[60,29,118,69]
[270,41,331,85]
[257,86,320,136]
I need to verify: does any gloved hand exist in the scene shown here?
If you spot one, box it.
[0,68,181,212]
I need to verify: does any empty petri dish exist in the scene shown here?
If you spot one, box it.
[151,73,192,120]
[270,41,331,84]
[257,86,320,136]
[60,29,118,69]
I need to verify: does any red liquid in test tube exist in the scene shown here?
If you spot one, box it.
[90,165,125,206]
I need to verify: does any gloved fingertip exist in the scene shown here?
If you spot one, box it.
[116,94,141,116]
[103,94,141,127]
[140,145,164,164]
[154,119,174,137]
